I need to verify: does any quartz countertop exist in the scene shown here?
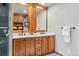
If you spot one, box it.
[12,32,55,39]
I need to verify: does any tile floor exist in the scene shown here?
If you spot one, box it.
[46,53,60,56]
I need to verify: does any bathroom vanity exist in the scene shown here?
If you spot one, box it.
[12,34,55,56]
[11,3,54,56]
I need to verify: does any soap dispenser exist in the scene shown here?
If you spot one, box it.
[24,16,28,31]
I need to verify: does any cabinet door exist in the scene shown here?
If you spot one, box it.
[12,39,19,56]
[25,38,35,56]
[28,5,36,33]
[36,37,41,49]
[41,37,49,55]
[49,36,55,53]
[12,39,26,56]
[18,39,26,56]
[31,7,36,32]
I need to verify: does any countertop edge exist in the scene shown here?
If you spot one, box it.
[12,34,55,39]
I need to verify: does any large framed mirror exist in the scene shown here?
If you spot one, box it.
[36,4,48,32]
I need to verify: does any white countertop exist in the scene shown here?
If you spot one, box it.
[12,32,55,39]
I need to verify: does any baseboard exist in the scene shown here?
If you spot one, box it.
[42,51,64,56]
[42,51,55,56]
[55,51,64,56]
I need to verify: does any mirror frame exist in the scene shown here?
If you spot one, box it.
[36,4,48,32]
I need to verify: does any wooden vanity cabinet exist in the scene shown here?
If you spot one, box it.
[48,36,55,53]
[12,39,26,56]
[18,39,26,56]
[41,36,49,55]
[12,36,55,56]
[25,37,35,56]
[35,37,42,56]
[12,38,35,56]
[12,39,19,56]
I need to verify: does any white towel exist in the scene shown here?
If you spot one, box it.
[62,26,71,43]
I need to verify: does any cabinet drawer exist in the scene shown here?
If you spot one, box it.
[36,40,41,44]
[36,41,41,48]
[48,36,55,52]
[36,38,41,41]
[36,48,41,56]
[36,37,41,49]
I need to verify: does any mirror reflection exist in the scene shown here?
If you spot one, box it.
[36,6,47,32]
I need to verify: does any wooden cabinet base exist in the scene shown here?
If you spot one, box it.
[12,35,55,56]
[12,39,26,56]
[25,38,35,56]
[41,36,49,55]
[12,38,35,56]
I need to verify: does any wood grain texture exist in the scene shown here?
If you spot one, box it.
[12,39,26,56]
[35,37,42,56]
[28,4,37,33]
[12,36,55,56]
[36,37,41,49]
[41,36,49,55]
[18,39,26,56]
[48,36,55,53]
[12,39,19,56]
[25,37,35,56]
